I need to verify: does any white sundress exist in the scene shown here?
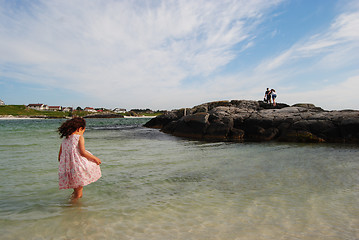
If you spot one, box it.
[58,134,101,189]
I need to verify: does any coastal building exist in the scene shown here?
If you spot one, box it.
[113,108,126,113]
[27,104,48,111]
[84,107,97,112]
[62,107,73,112]
[48,106,62,111]
[0,99,4,105]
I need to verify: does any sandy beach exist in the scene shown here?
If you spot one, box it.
[124,115,155,118]
[0,115,44,120]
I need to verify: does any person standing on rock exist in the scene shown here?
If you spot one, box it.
[271,89,277,106]
[264,88,271,104]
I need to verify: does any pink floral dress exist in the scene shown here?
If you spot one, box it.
[59,134,101,189]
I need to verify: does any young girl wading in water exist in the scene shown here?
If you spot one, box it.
[58,117,102,201]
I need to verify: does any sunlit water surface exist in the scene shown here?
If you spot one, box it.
[0,118,358,240]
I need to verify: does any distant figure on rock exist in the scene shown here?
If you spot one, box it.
[270,89,277,106]
[264,88,271,104]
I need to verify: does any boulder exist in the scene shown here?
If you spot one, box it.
[144,110,183,129]
[163,112,210,139]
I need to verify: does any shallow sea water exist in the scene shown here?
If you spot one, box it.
[0,118,359,240]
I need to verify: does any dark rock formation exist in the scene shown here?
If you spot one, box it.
[144,100,359,143]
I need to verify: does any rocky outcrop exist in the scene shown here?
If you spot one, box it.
[144,100,359,143]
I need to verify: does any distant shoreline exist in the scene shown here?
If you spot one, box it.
[124,116,155,118]
[0,115,155,120]
[0,116,45,120]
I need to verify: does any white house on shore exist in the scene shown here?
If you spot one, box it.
[48,106,62,111]
[0,99,4,105]
[113,108,126,113]
[84,107,97,113]
[27,104,48,111]
[27,104,74,112]
[62,107,73,112]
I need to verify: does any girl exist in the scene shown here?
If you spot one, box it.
[58,117,101,201]
[271,89,277,106]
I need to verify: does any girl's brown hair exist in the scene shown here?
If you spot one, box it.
[58,117,86,138]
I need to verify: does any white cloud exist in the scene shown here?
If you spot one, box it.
[244,2,359,110]
[257,8,359,73]
[1,0,357,111]
[280,75,358,110]
[0,0,284,109]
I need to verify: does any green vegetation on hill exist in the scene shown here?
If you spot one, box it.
[0,105,162,118]
[0,105,72,118]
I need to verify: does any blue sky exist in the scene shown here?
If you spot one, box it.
[0,0,358,110]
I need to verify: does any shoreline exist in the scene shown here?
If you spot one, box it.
[124,116,155,118]
[0,115,156,120]
[0,116,45,120]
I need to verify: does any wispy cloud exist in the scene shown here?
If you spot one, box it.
[0,0,283,108]
[247,2,359,109]
[1,0,358,110]
[257,8,359,72]
[280,74,359,110]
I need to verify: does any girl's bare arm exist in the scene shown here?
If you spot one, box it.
[58,145,62,162]
[78,135,102,165]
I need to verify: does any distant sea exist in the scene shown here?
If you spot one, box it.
[0,118,358,240]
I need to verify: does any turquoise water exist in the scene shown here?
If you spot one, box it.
[0,118,359,240]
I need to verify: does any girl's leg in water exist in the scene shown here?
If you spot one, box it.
[72,186,83,200]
